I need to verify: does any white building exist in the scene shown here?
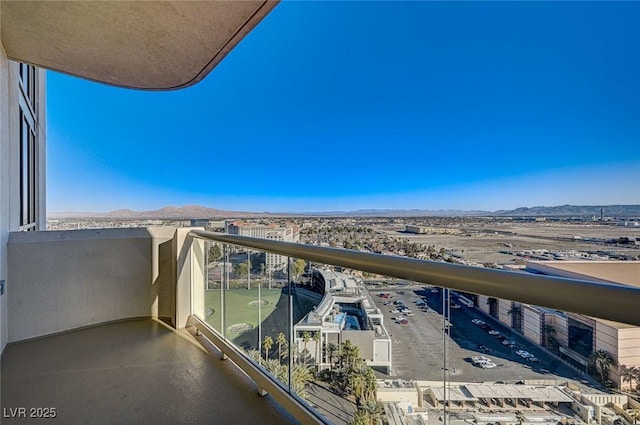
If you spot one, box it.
[265,224,299,271]
[226,220,300,272]
[294,268,392,373]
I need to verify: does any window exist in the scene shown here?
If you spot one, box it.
[18,63,39,231]
[568,317,594,358]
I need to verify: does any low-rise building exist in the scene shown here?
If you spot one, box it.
[294,268,392,373]
[477,261,640,389]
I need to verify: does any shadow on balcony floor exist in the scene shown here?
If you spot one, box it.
[1,319,298,424]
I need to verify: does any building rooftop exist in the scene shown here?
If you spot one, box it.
[528,261,640,329]
[527,261,640,287]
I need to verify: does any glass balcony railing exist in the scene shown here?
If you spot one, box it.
[187,230,640,425]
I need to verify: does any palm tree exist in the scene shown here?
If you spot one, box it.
[628,409,640,425]
[263,335,273,360]
[312,331,320,365]
[341,340,361,372]
[516,410,526,425]
[361,401,383,425]
[363,366,378,403]
[593,350,615,383]
[246,349,263,366]
[264,358,286,383]
[486,297,498,318]
[351,367,367,406]
[507,304,523,332]
[302,332,311,366]
[543,324,557,348]
[291,364,313,398]
[350,409,369,425]
[634,367,640,391]
[620,365,635,390]
[327,342,338,372]
[276,332,287,364]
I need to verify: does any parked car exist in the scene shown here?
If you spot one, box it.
[516,350,532,358]
[472,319,485,325]
[477,344,491,353]
[472,355,491,363]
[502,340,517,348]
[488,330,500,336]
[472,356,497,369]
[479,360,497,369]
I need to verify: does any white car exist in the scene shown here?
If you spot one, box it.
[472,319,484,325]
[472,356,497,369]
[516,350,534,359]
[488,330,500,336]
[390,309,401,314]
[472,355,491,364]
[502,340,517,348]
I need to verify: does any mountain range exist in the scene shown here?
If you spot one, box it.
[48,204,640,219]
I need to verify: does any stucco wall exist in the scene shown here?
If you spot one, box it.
[522,305,542,345]
[0,37,10,356]
[7,227,177,342]
[498,299,511,326]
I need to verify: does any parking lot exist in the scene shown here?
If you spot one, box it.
[370,286,591,384]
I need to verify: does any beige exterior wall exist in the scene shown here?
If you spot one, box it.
[522,305,542,345]
[595,322,619,360]
[477,294,490,315]
[0,41,10,356]
[615,327,640,388]
[7,227,179,342]
[0,45,46,354]
[555,314,569,347]
[498,298,511,326]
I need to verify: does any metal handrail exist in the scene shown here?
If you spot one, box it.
[190,229,640,326]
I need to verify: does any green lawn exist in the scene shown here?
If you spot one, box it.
[203,288,317,350]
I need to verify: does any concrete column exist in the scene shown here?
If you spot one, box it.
[176,227,205,328]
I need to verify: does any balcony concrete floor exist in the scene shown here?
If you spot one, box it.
[1,319,298,424]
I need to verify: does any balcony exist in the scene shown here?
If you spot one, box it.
[2,226,640,425]
[1,319,297,425]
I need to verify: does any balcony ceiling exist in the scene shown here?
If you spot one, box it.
[1,1,278,90]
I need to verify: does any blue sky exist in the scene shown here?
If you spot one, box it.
[47,1,639,213]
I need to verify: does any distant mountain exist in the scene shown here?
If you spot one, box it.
[307,209,489,217]
[48,205,295,219]
[493,204,640,217]
[48,204,640,219]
